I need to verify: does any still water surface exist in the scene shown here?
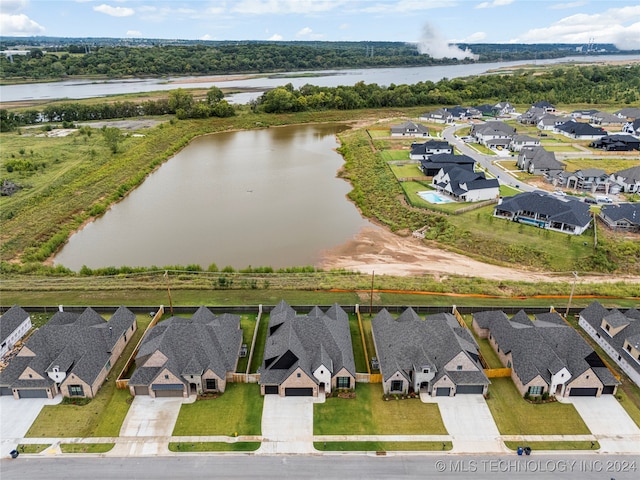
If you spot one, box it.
[53,124,373,270]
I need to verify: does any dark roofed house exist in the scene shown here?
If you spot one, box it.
[516,147,564,176]
[564,168,613,193]
[472,309,618,397]
[510,135,540,152]
[390,121,429,137]
[259,301,355,397]
[419,153,475,176]
[128,306,242,398]
[579,301,640,387]
[1,306,31,358]
[494,191,592,235]
[591,111,625,126]
[471,121,516,146]
[614,107,640,120]
[409,140,453,160]
[555,120,607,140]
[599,203,640,232]
[0,306,136,399]
[591,134,640,152]
[432,166,499,202]
[532,101,555,112]
[419,108,453,124]
[372,308,488,396]
[622,118,640,136]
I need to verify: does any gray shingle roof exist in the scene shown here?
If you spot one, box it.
[0,306,135,391]
[130,307,242,387]
[258,302,355,386]
[372,308,487,387]
[1,305,30,343]
[600,204,640,227]
[495,191,591,229]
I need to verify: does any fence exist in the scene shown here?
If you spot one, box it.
[227,373,260,384]
[484,368,512,378]
[115,306,164,390]
[356,373,382,383]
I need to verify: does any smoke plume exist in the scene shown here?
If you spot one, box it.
[417,22,479,60]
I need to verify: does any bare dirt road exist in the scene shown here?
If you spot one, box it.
[318,226,640,284]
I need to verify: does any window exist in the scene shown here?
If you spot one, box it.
[296,373,301,378]
[390,380,403,392]
[69,385,84,397]
[605,324,610,332]
[627,345,632,352]
[337,377,351,389]
[422,368,429,374]
[586,375,589,379]
[105,360,111,371]
[190,375,193,379]
[28,374,32,378]
[164,374,169,380]
[528,385,543,396]
[456,365,462,371]
[507,361,512,368]
[205,379,217,391]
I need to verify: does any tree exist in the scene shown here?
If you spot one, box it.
[102,127,124,154]
[206,86,224,106]
[168,89,194,114]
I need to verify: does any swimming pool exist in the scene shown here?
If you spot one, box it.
[417,191,455,204]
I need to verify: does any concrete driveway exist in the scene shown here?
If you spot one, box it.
[0,395,62,456]
[567,396,640,453]
[120,395,192,437]
[427,395,504,453]
[259,395,320,454]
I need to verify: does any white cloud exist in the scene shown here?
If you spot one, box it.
[462,31,487,42]
[93,4,135,17]
[339,23,349,30]
[1,0,29,13]
[361,0,456,14]
[549,2,586,10]
[476,0,513,9]
[0,12,45,35]
[268,33,283,40]
[232,0,346,15]
[126,29,141,36]
[296,26,312,36]
[200,33,212,40]
[515,5,640,49]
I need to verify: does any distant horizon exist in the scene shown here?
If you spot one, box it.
[1,1,638,57]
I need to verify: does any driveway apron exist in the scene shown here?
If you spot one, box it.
[428,395,504,453]
[258,395,317,454]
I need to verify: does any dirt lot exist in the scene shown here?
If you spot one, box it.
[318,226,640,284]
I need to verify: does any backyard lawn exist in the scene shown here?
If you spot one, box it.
[314,383,447,435]
[388,163,423,179]
[172,383,263,436]
[379,149,410,161]
[486,378,590,435]
[236,314,257,374]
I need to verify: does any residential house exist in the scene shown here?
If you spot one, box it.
[1,306,31,358]
[532,101,555,112]
[475,104,498,117]
[420,108,453,124]
[409,140,453,160]
[614,107,640,121]
[554,120,607,140]
[494,191,592,235]
[518,107,547,125]
[259,301,355,397]
[579,301,640,387]
[591,111,625,127]
[470,121,516,147]
[571,109,599,120]
[516,147,564,176]
[472,310,618,397]
[494,102,516,116]
[0,306,136,399]
[590,134,640,152]
[563,168,613,193]
[599,203,640,232]
[447,106,482,121]
[537,114,572,131]
[419,153,475,176]
[432,166,500,202]
[622,119,640,136]
[510,135,540,152]
[128,307,242,398]
[390,121,429,137]
[609,166,640,193]
[372,308,489,396]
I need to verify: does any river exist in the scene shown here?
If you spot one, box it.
[3,54,639,105]
[53,123,374,271]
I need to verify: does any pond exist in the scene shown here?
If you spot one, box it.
[53,123,374,271]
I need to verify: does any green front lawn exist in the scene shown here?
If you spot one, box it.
[314,383,447,435]
[60,443,115,453]
[15,444,50,454]
[172,383,263,436]
[26,315,150,438]
[486,378,590,435]
[504,440,599,451]
[315,441,452,451]
[169,442,260,452]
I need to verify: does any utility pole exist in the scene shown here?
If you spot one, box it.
[369,270,375,317]
[565,271,578,319]
[164,270,173,314]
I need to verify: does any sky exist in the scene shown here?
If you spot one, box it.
[1,0,639,52]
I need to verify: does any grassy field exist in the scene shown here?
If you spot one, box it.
[26,315,151,438]
[172,383,263,436]
[503,441,599,451]
[562,158,640,174]
[15,444,50,454]
[168,442,260,452]
[314,383,447,435]
[388,163,423,178]
[379,149,410,161]
[60,443,115,453]
[314,441,453,451]
[544,145,583,152]
[486,378,590,435]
